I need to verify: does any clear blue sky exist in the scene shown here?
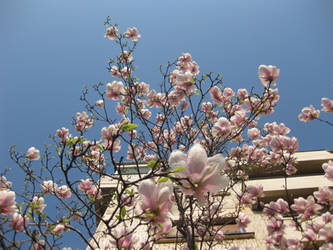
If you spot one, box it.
[1,0,333,248]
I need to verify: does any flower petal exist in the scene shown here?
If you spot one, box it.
[186,144,207,178]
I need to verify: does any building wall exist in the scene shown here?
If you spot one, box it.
[91,150,333,249]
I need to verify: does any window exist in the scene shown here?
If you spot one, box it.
[156,217,254,244]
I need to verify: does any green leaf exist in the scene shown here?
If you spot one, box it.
[157,177,169,183]
[121,206,126,218]
[147,160,157,168]
[157,223,164,229]
[145,213,155,217]
[121,123,138,131]
[171,166,185,173]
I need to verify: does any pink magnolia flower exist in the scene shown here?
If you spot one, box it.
[298,105,320,122]
[104,26,119,40]
[169,69,180,83]
[247,184,264,198]
[103,138,121,152]
[223,87,234,99]
[75,112,93,132]
[258,65,280,86]
[147,90,166,108]
[247,128,260,140]
[106,81,125,100]
[237,88,248,100]
[124,27,141,42]
[266,218,284,235]
[0,190,16,215]
[138,179,174,228]
[230,110,246,127]
[167,90,183,107]
[175,72,195,94]
[78,179,93,192]
[212,117,231,138]
[119,50,133,63]
[9,213,29,232]
[264,198,289,217]
[101,124,118,141]
[178,52,192,64]
[236,213,251,228]
[56,127,69,143]
[135,81,149,96]
[264,122,290,135]
[53,223,65,235]
[0,176,12,190]
[322,161,333,182]
[322,212,333,224]
[110,65,121,77]
[57,185,72,199]
[116,102,127,115]
[210,86,224,105]
[140,109,151,119]
[303,229,316,241]
[95,99,104,108]
[41,180,57,196]
[319,226,333,242]
[189,61,200,75]
[270,135,298,154]
[86,185,102,200]
[110,224,137,250]
[26,147,40,161]
[31,196,46,212]
[314,187,333,205]
[321,97,333,112]
[291,196,322,219]
[168,144,229,202]
[202,102,213,112]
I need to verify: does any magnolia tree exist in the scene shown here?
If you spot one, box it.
[1,17,333,249]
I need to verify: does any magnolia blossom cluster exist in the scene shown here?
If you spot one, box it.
[299,97,333,122]
[100,124,121,152]
[0,177,32,234]
[227,122,298,175]
[78,179,102,199]
[109,224,137,250]
[41,181,71,199]
[75,111,93,132]
[298,105,320,122]
[0,176,12,190]
[240,184,264,205]
[165,52,200,106]
[82,144,105,172]
[31,196,47,212]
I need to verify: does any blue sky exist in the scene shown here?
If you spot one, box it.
[1,0,333,248]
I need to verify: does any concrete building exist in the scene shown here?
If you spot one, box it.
[91,150,333,249]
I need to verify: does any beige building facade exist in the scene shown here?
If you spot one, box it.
[91,150,333,249]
